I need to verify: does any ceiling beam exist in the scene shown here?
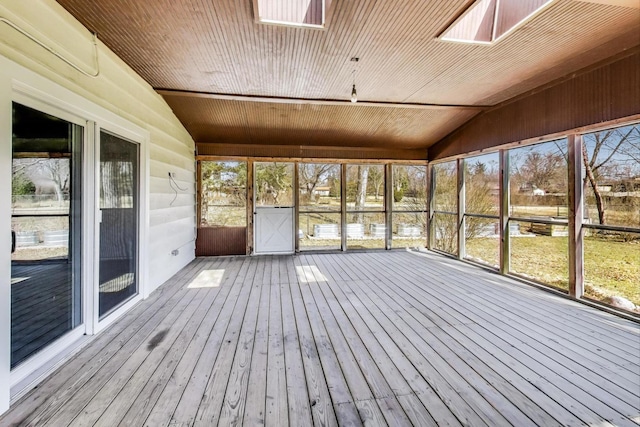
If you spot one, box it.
[157,89,491,111]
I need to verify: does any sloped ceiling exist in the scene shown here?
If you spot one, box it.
[56,0,640,154]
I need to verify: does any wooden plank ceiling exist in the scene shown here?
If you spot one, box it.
[56,0,640,155]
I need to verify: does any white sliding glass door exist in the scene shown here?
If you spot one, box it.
[10,102,84,369]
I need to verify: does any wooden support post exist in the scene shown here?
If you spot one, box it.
[341,163,347,251]
[196,160,202,228]
[385,163,393,250]
[457,158,465,260]
[427,163,435,250]
[499,149,510,275]
[294,162,299,253]
[568,134,584,298]
[246,160,254,255]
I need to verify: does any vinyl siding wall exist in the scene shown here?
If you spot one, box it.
[0,0,197,292]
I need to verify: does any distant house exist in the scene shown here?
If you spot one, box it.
[596,183,613,192]
[519,183,546,196]
[313,186,331,197]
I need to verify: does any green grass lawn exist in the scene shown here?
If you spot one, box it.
[583,236,640,307]
[467,235,640,307]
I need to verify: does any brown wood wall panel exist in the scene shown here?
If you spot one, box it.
[196,143,427,161]
[195,227,247,256]
[429,50,640,160]
[163,94,478,150]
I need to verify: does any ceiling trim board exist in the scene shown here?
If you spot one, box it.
[158,89,491,111]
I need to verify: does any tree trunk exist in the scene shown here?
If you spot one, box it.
[53,182,64,206]
[354,166,369,223]
[375,181,383,201]
[582,144,605,225]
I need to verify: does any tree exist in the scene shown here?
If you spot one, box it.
[298,163,335,204]
[520,151,565,192]
[13,158,70,205]
[353,165,369,222]
[583,125,640,225]
[255,163,292,205]
[433,159,499,254]
[464,160,499,240]
[393,167,409,203]
[432,163,458,253]
[11,168,36,196]
[367,166,384,201]
[200,161,247,225]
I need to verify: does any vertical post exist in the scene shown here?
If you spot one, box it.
[0,73,12,415]
[457,158,465,260]
[195,160,202,228]
[499,149,510,275]
[568,134,584,298]
[385,163,393,250]
[84,121,97,334]
[294,162,299,253]
[427,163,435,250]
[341,163,347,251]
[246,160,254,255]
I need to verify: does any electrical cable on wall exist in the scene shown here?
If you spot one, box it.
[0,16,100,78]
[168,172,188,206]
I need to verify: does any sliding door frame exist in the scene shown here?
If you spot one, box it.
[0,55,150,407]
[92,125,148,334]
[8,91,90,389]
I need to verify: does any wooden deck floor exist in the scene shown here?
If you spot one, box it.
[2,251,639,426]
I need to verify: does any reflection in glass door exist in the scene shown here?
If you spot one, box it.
[10,102,83,368]
[98,131,139,318]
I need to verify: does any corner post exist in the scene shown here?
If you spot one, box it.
[457,158,465,260]
[427,163,435,250]
[385,163,393,250]
[568,134,584,297]
[294,162,299,253]
[246,159,254,255]
[500,149,510,275]
[341,163,347,251]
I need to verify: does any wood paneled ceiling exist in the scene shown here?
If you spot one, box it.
[56,0,640,154]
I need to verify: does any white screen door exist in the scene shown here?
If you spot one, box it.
[254,162,294,254]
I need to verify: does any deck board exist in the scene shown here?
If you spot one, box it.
[378,252,640,405]
[366,252,637,424]
[2,251,639,427]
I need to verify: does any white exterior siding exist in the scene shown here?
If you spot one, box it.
[0,0,196,412]
[0,0,197,292]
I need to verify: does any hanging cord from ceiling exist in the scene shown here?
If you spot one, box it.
[0,16,100,78]
[350,57,359,103]
[169,172,188,206]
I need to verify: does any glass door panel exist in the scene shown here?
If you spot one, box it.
[99,131,139,318]
[10,102,83,368]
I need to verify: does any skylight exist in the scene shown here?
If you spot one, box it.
[254,0,331,29]
[440,0,554,44]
